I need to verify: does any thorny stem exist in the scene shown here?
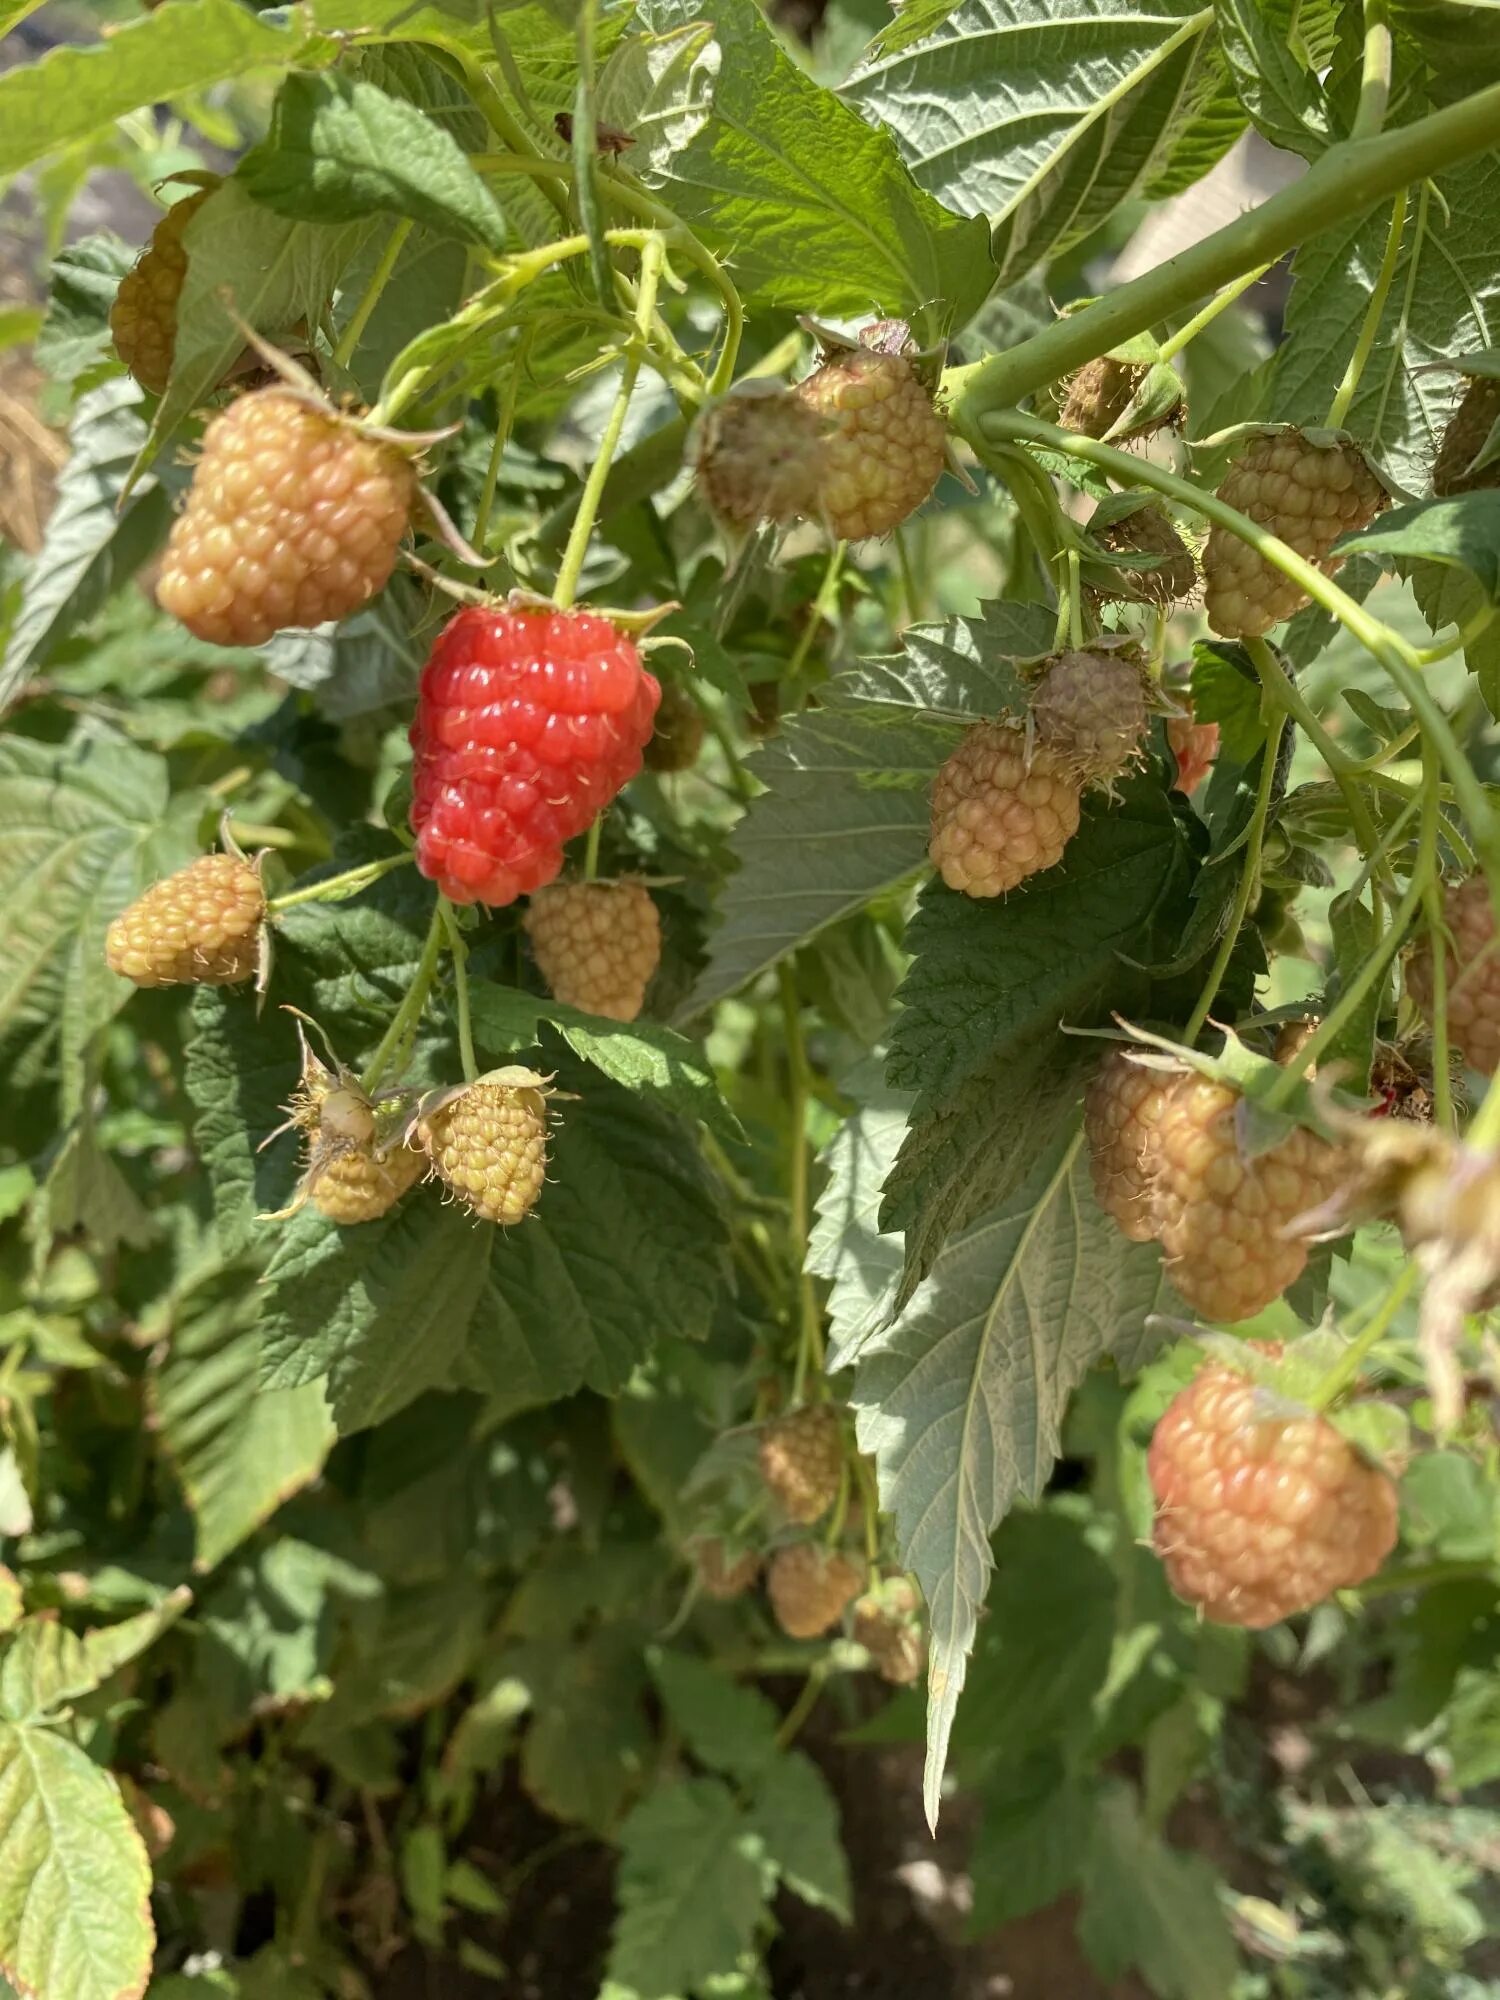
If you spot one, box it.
[1325,188,1407,429]
[473,324,532,556]
[1352,0,1394,142]
[779,963,824,1405]
[437,898,478,1084]
[553,233,666,608]
[333,220,413,374]
[1183,713,1287,1043]
[361,902,446,1096]
[266,850,413,916]
[1308,1264,1420,1414]
[1157,264,1274,364]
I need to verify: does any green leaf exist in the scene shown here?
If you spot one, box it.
[240,73,507,252]
[0,1722,154,2000]
[0,0,307,178]
[1273,160,1500,492]
[683,605,1054,1016]
[1214,0,1332,157]
[0,1595,190,1724]
[37,1118,154,1255]
[845,0,1223,284]
[810,1071,911,1369]
[1338,491,1500,602]
[0,727,201,1089]
[968,1754,1097,1931]
[852,1131,1172,1825]
[512,1630,652,1832]
[745,1751,852,1921]
[1078,1784,1239,2000]
[607,1777,771,1998]
[0,382,168,707]
[633,0,992,331]
[649,1650,782,1786]
[148,1263,334,1574]
[182,990,302,1257]
[33,236,133,392]
[265,577,425,722]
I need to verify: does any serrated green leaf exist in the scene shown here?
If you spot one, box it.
[1214,0,1332,157]
[607,1776,771,1997]
[745,1750,851,1921]
[846,0,1222,284]
[1078,1784,1239,2000]
[0,1594,190,1724]
[1339,491,1500,601]
[0,0,307,178]
[33,235,133,392]
[810,1072,911,1370]
[264,577,426,721]
[853,1131,1173,1824]
[513,1629,652,1832]
[37,1117,154,1255]
[967,1753,1096,1931]
[182,988,304,1257]
[0,1721,154,2000]
[649,1650,781,1786]
[241,73,507,251]
[632,0,992,332]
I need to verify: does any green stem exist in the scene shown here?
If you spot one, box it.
[1245,637,1386,874]
[1326,188,1407,428]
[1351,0,1394,142]
[267,850,413,915]
[442,41,572,226]
[1351,1557,1497,1600]
[437,898,478,1084]
[775,1662,828,1750]
[785,543,846,689]
[1156,264,1272,364]
[334,220,413,374]
[473,326,532,556]
[1413,600,1499,666]
[553,233,665,608]
[894,527,922,628]
[779,963,824,1404]
[1308,1263,1420,1412]
[944,78,1500,423]
[361,903,445,1096]
[582,815,603,882]
[1183,714,1286,1042]
[1421,876,1455,1129]
[1467,1057,1500,1148]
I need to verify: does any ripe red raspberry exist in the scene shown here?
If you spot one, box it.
[1204,429,1386,638]
[1166,705,1220,795]
[757,1404,843,1524]
[309,1142,426,1225]
[1084,1050,1173,1243]
[794,344,946,541]
[853,1577,925,1685]
[690,1539,761,1601]
[691,383,823,533]
[1148,1346,1399,1626]
[105,853,264,988]
[1090,502,1198,606]
[1407,876,1500,1077]
[156,390,415,646]
[1432,375,1500,495]
[409,607,660,908]
[1030,649,1149,786]
[928,722,1081,897]
[643,680,705,774]
[1058,355,1150,439]
[766,1544,864,1639]
[1149,1077,1344,1322]
[523,879,661,1023]
[418,1068,552,1226]
[109,185,213,396]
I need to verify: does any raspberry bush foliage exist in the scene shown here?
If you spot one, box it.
[6,2,1500,1997]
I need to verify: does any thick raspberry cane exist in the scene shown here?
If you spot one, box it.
[410,607,660,907]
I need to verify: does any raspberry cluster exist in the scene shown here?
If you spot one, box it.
[157,390,415,647]
[105,854,265,988]
[109,185,213,396]
[309,1142,425,1226]
[1204,429,1385,638]
[1406,875,1500,1078]
[410,607,660,908]
[1058,355,1148,439]
[1083,1051,1173,1243]
[853,1576,926,1685]
[929,723,1081,897]
[1148,1347,1398,1626]
[524,879,661,1023]
[1091,502,1197,606]
[691,1539,762,1601]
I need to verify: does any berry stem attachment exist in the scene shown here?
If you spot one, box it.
[361,901,446,1096]
[1156,264,1272,364]
[1307,1262,1419,1414]
[436,898,479,1085]
[582,815,603,883]
[1182,711,1286,1044]
[779,963,824,1405]
[333,221,413,374]
[266,850,414,916]
[1324,187,1407,429]
[553,232,666,610]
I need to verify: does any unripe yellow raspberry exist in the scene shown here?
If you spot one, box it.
[1407,876,1500,1077]
[109,185,214,396]
[523,880,661,1023]
[419,1069,552,1226]
[928,723,1081,897]
[794,346,946,542]
[757,1405,843,1524]
[105,854,264,988]
[766,1544,864,1639]
[1083,1050,1173,1244]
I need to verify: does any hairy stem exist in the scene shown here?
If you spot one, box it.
[333,220,412,374]
[1156,263,1272,365]
[1325,188,1407,429]
[1308,1262,1419,1412]
[437,898,478,1085]
[361,902,446,1096]
[1184,713,1286,1042]
[266,850,413,916]
[1352,0,1394,142]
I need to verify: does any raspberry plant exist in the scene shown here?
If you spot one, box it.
[5,3,1500,1997]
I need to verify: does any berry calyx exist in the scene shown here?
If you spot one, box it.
[766,1544,864,1639]
[1432,374,1500,495]
[1148,1344,1399,1626]
[418,1067,552,1226]
[1090,502,1198,606]
[1058,355,1150,440]
[156,389,416,646]
[109,184,214,396]
[1030,648,1150,786]
[105,853,265,989]
[793,334,947,541]
[1166,704,1220,796]
[523,878,661,1023]
[1203,429,1386,639]
[1148,1077,1344,1323]
[929,722,1082,898]
[757,1404,843,1525]
[409,606,661,909]
[643,679,705,774]
[1406,875,1500,1078]
[1084,1050,1173,1244]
